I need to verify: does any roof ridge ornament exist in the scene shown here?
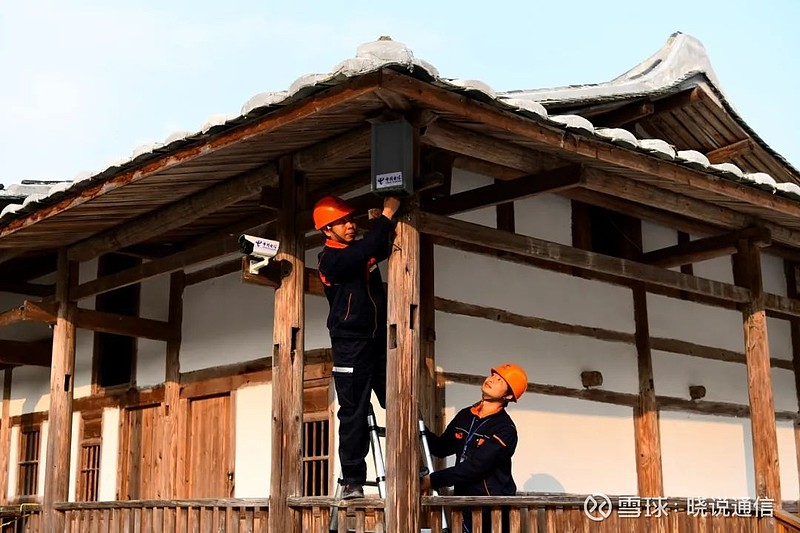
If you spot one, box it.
[500,32,722,103]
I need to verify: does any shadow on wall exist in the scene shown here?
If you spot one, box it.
[522,473,565,493]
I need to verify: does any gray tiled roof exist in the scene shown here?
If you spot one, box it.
[2,35,799,227]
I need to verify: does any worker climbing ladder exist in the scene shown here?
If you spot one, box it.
[329,405,449,532]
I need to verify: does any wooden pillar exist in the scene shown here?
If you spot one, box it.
[419,234,438,430]
[632,287,664,496]
[162,271,185,498]
[0,368,11,504]
[734,240,781,502]
[386,205,422,533]
[42,249,78,531]
[269,156,305,533]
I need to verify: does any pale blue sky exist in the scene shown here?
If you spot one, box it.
[1,1,798,187]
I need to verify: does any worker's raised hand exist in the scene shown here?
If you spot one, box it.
[382,196,401,219]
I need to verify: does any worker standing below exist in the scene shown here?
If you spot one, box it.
[314,194,401,499]
[421,363,528,533]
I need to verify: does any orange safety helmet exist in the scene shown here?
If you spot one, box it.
[313,196,355,230]
[491,363,528,401]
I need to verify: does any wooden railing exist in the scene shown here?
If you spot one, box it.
[777,508,800,533]
[53,499,269,532]
[0,504,41,533]
[1,495,793,532]
[288,496,385,533]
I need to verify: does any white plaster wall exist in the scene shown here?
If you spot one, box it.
[692,255,734,285]
[139,273,169,321]
[642,220,677,253]
[73,328,95,398]
[450,168,495,227]
[436,247,635,333]
[514,193,572,246]
[647,294,743,352]
[653,351,747,405]
[180,272,274,372]
[661,412,752,498]
[234,383,272,498]
[443,383,638,494]
[98,408,119,501]
[769,317,793,361]
[68,413,80,501]
[37,421,48,497]
[777,420,800,500]
[653,352,797,412]
[437,312,638,393]
[9,365,50,415]
[762,253,787,297]
[772,368,799,413]
[137,339,166,387]
[8,425,19,499]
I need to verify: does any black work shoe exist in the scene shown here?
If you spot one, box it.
[342,483,364,499]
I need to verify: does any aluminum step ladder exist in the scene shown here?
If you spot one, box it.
[329,406,449,532]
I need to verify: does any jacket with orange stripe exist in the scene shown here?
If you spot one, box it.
[427,404,518,496]
[317,216,394,339]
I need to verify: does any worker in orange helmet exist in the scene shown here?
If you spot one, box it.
[421,363,528,533]
[313,194,401,500]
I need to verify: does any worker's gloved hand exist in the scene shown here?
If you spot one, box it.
[420,474,432,492]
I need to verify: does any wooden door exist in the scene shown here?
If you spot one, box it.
[186,393,234,498]
[120,405,162,499]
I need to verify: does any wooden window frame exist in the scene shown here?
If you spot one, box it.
[91,253,141,393]
[76,411,102,502]
[16,421,41,501]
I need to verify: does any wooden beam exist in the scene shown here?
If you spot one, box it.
[425,165,583,215]
[706,139,755,164]
[734,241,781,502]
[442,371,798,421]
[0,281,54,297]
[418,211,751,304]
[0,339,52,367]
[650,87,703,113]
[74,308,173,341]
[385,206,422,533]
[0,72,382,251]
[434,296,794,370]
[0,369,11,504]
[453,154,525,181]
[640,226,772,268]
[382,72,800,223]
[185,258,242,286]
[241,260,324,297]
[580,168,800,249]
[269,157,305,533]
[67,162,278,263]
[68,124,371,264]
[421,120,563,177]
[593,101,655,128]
[0,300,56,327]
[42,250,78,532]
[293,125,370,172]
[71,235,240,300]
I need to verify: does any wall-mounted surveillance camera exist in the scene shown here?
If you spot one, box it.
[239,235,280,275]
